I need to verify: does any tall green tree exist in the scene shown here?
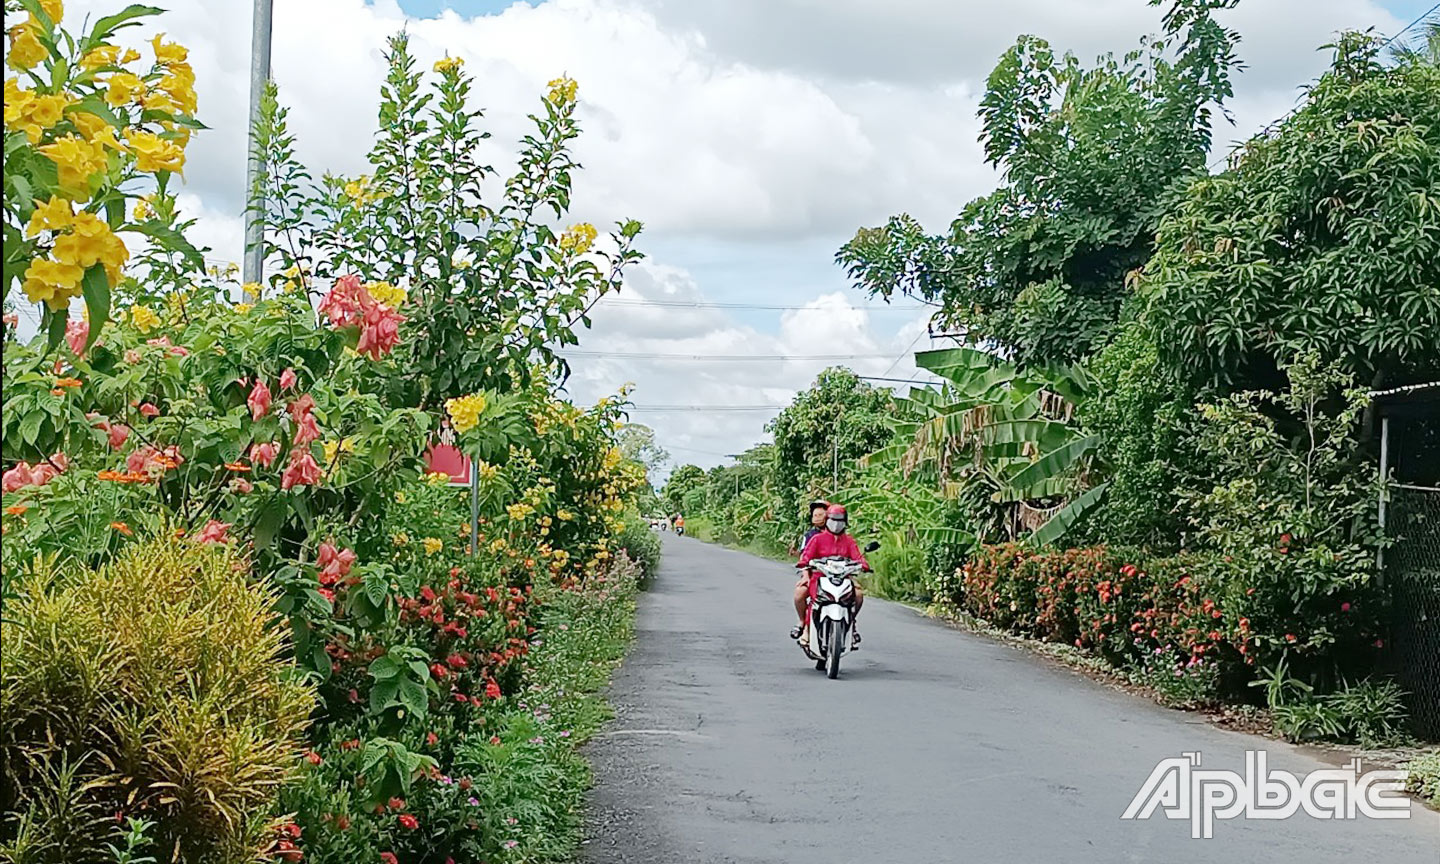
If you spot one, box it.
[836,0,1241,368]
[766,367,895,503]
[1136,31,1440,391]
[663,463,706,513]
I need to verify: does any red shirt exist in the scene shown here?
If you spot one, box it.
[798,530,867,569]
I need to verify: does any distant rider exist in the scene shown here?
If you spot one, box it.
[791,504,867,648]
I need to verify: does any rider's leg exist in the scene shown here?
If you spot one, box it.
[789,576,808,639]
[851,585,865,647]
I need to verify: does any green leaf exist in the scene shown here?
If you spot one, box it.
[80,264,109,349]
[1003,434,1099,499]
[368,654,400,681]
[86,5,164,47]
[1030,482,1110,547]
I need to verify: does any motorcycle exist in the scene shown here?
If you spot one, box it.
[796,542,878,679]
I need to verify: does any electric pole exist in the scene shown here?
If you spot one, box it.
[242,0,274,293]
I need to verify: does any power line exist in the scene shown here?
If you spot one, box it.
[598,297,929,312]
[1207,2,1438,171]
[559,350,897,362]
[860,375,942,386]
[626,404,789,412]
[879,328,931,378]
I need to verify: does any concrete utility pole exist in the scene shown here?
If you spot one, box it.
[242,0,275,293]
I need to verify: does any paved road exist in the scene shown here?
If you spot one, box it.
[581,535,1439,863]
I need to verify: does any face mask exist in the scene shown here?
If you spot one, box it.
[826,517,846,534]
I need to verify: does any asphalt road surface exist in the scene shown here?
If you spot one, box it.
[581,534,1439,863]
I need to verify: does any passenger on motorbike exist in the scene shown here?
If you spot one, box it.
[791,500,828,621]
[790,504,867,648]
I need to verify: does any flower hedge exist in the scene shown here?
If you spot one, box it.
[953,541,1387,704]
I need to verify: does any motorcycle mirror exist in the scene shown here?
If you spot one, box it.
[864,541,880,553]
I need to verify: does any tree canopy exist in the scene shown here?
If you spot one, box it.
[835,0,1241,368]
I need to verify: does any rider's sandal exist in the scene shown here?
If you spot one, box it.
[789,625,804,640]
[851,630,862,650]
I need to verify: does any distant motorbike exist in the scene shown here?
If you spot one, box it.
[796,542,878,679]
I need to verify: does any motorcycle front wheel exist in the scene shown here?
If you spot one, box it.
[826,621,845,679]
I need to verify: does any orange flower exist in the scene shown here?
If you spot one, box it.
[54,376,82,388]
[5,504,28,516]
[51,388,65,396]
[223,461,252,473]
[110,521,133,536]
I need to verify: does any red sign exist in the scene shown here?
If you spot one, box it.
[425,442,472,486]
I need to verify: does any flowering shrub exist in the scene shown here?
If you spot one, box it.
[957,540,1386,705]
[3,0,202,344]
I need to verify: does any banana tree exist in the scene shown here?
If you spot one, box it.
[888,347,1107,545]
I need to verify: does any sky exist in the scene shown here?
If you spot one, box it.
[35,0,1432,476]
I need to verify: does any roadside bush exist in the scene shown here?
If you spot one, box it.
[869,541,929,602]
[1404,751,1440,807]
[614,511,661,583]
[1266,677,1409,748]
[0,538,315,863]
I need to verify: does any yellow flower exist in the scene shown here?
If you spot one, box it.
[26,196,73,236]
[424,471,450,487]
[120,47,140,64]
[233,302,253,314]
[476,461,499,481]
[131,196,155,221]
[104,71,145,107]
[506,502,534,522]
[321,438,353,464]
[130,305,160,332]
[392,532,410,547]
[158,63,196,114]
[38,134,108,199]
[22,258,83,309]
[27,92,68,129]
[445,393,487,434]
[240,281,262,301]
[62,210,128,284]
[80,44,119,70]
[433,55,463,73]
[151,33,187,65]
[545,75,578,106]
[367,281,406,308]
[124,129,185,174]
[68,109,109,140]
[6,25,47,71]
[557,509,574,521]
[38,0,63,25]
[422,537,443,556]
[558,222,598,254]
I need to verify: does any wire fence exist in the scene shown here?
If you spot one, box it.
[1387,483,1440,739]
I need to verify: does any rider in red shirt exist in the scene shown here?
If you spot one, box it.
[792,504,867,647]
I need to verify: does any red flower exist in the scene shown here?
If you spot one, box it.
[357,298,404,360]
[398,813,419,830]
[107,423,130,450]
[289,394,322,445]
[431,663,448,679]
[138,402,160,418]
[1285,633,1298,643]
[194,520,230,545]
[66,319,90,355]
[485,680,502,700]
[250,441,279,468]
[280,367,298,390]
[387,797,406,812]
[380,855,398,864]
[304,751,322,766]
[426,731,438,746]
[247,379,272,420]
[281,448,322,490]
[1340,602,1351,612]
